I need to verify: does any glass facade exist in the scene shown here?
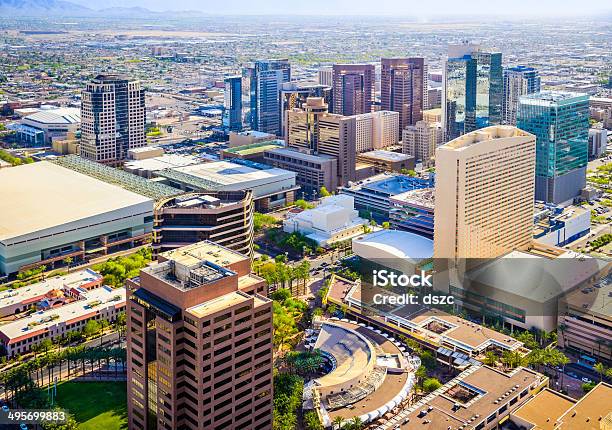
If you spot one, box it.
[517,91,589,202]
[243,59,290,135]
[444,51,502,140]
[222,76,242,131]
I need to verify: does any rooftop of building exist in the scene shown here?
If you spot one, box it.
[511,383,612,430]
[465,247,610,303]
[511,388,576,430]
[359,150,412,162]
[0,269,102,311]
[231,130,275,138]
[0,285,126,342]
[142,258,236,292]
[309,319,413,425]
[124,154,201,173]
[562,272,612,318]
[187,289,268,318]
[520,90,590,105]
[352,229,434,262]
[158,160,295,189]
[389,187,435,208]
[22,107,80,125]
[265,146,337,162]
[50,155,181,200]
[344,173,433,196]
[155,191,249,212]
[223,139,285,155]
[158,241,249,269]
[398,366,545,430]
[442,125,534,150]
[0,161,153,242]
[327,278,524,355]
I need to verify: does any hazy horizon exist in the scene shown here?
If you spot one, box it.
[66,0,611,17]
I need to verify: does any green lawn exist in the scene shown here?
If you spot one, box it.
[55,381,128,430]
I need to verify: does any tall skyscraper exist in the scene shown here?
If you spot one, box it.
[223,76,243,132]
[517,91,589,204]
[502,66,540,125]
[80,74,146,164]
[127,241,273,430]
[286,97,356,186]
[380,57,428,136]
[332,64,375,116]
[443,43,503,140]
[279,82,331,140]
[244,59,291,135]
[434,126,536,260]
[402,120,444,165]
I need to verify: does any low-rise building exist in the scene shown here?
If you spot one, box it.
[0,283,126,357]
[533,203,590,247]
[127,146,164,160]
[510,383,612,430]
[220,139,285,163]
[357,150,415,173]
[283,195,367,247]
[393,366,547,430]
[0,269,102,317]
[156,159,298,212]
[340,173,434,221]
[557,274,611,364]
[11,107,80,146]
[0,161,154,276]
[153,191,253,257]
[264,147,338,197]
[389,188,435,239]
[228,130,276,147]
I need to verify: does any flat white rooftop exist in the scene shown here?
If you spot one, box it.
[0,162,153,242]
[0,269,101,311]
[0,286,126,342]
[360,150,412,162]
[124,154,200,173]
[167,161,295,187]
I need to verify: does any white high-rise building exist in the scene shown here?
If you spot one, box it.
[502,66,540,125]
[80,75,146,164]
[355,111,399,153]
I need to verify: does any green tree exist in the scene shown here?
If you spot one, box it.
[382,221,390,229]
[62,256,73,272]
[483,351,498,367]
[82,320,101,338]
[423,377,442,393]
[332,416,345,430]
[303,411,324,430]
[594,362,607,383]
[319,186,331,197]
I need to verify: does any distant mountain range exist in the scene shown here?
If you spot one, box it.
[0,0,204,17]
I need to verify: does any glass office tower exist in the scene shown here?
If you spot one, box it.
[243,59,291,135]
[517,91,589,204]
[443,43,502,140]
[222,76,243,131]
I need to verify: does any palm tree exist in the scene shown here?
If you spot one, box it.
[350,417,363,430]
[594,362,606,383]
[483,351,498,367]
[332,416,344,430]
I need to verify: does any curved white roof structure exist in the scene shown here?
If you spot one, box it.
[352,229,433,263]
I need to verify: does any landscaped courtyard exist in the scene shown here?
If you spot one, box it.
[56,381,128,430]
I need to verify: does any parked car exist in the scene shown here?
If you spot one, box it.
[582,377,593,383]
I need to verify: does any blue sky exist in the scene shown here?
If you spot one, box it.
[71,0,611,16]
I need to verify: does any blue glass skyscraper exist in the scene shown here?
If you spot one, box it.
[223,76,242,132]
[517,91,589,204]
[443,43,503,140]
[502,66,541,125]
[243,59,291,135]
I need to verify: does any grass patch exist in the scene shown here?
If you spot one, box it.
[56,381,127,430]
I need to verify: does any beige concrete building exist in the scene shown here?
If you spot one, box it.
[402,120,443,165]
[433,126,536,260]
[355,110,399,153]
[422,108,442,124]
[286,98,356,186]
